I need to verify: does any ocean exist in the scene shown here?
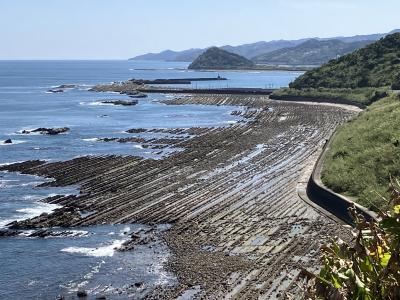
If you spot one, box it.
[0,60,301,299]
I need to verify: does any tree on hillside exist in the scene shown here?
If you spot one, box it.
[391,72,400,90]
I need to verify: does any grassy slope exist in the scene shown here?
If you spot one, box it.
[321,94,400,210]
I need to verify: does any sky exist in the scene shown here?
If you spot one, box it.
[0,0,399,60]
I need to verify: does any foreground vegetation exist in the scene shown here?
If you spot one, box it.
[321,94,400,211]
[303,181,400,299]
[290,33,400,89]
[271,87,388,107]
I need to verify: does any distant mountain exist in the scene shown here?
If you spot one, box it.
[253,39,373,66]
[130,40,308,62]
[220,40,307,59]
[290,33,400,89]
[129,29,400,62]
[188,47,254,70]
[326,29,400,43]
[131,48,204,62]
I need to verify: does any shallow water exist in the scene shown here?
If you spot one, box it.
[0,171,78,228]
[0,223,175,299]
[0,60,300,299]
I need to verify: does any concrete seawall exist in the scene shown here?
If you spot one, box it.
[270,95,367,109]
[306,133,377,225]
[139,87,275,95]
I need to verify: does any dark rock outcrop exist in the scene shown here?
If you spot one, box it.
[99,137,146,143]
[128,92,147,98]
[101,100,138,106]
[125,128,147,134]
[118,231,156,252]
[0,229,21,237]
[8,206,81,230]
[77,290,88,298]
[47,89,64,93]
[4,139,12,144]
[57,84,76,89]
[21,127,70,135]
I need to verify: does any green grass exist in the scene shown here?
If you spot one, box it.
[271,87,388,106]
[321,94,400,211]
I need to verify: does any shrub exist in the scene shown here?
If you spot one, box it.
[391,73,400,90]
[302,180,400,300]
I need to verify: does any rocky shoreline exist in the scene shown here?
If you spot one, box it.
[0,94,357,299]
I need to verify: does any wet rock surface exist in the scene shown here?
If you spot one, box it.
[1,95,356,299]
[0,229,21,237]
[89,81,143,93]
[99,137,146,143]
[56,84,76,89]
[101,100,138,106]
[47,89,64,93]
[118,229,157,252]
[77,289,88,298]
[8,206,82,229]
[21,127,70,135]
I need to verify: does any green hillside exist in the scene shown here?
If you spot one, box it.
[188,47,254,70]
[290,33,400,89]
[253,39,372,66]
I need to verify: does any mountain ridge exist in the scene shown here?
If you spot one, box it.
[129,29,400,62]
[253,39,373,66]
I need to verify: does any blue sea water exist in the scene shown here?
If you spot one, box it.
[0,60,301,299]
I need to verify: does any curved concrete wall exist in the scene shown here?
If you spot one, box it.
[306,137,377,225]
[270,95,366,109]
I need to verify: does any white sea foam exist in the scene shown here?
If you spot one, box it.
[21,195,42,201]
[61,239,126,257]
[80,101,120,107]
[16,202,61,215]
[0,219,15,228]
[19,180,46,186]
[19,230,36,237]
[0,161,24,167]
[133,145,143,149]
[0,179,19,188]
[82,138,99,142]
[119,226,131,236]
[0,202,62,228]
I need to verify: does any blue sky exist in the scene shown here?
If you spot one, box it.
[0,0,399,59]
